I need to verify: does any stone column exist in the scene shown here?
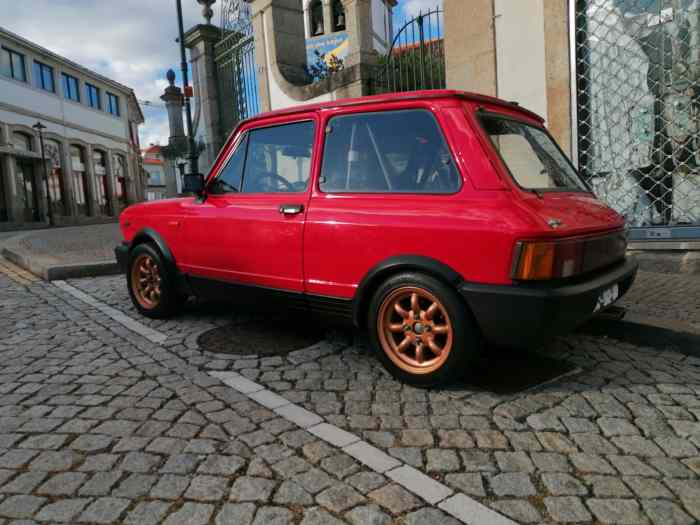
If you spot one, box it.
[103,151,117,216]
[544,0,572,156]
[340,0,377,97]
[60,140,77,219]
[444,0,498,96]
[322,0,333,34]
[84,145,98,217]
[184,24,224,172]
[0,123,20,222]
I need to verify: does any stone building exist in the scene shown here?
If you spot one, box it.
[0,27,146,230]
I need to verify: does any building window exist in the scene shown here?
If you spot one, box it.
[12,131,33,151]
[70,145,90,215]
[106,92,120,117]
[1,47,26,82]
[32,61,55,92]
[310,0,324,36]
[61,73,80,102]
[45,139,66,215]
[332,0,345,31]
[85,83,101,109]
[92,150,110,215]
[113,154,127,205]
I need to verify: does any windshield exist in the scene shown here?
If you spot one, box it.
[479,114,588,192]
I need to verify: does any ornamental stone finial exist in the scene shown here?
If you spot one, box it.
[197,0,216,25]
[166,69,176,86]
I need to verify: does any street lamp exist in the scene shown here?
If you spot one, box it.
[175,0,211,178]
[32,121,54,226]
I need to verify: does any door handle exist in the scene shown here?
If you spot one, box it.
[279,204,304,215]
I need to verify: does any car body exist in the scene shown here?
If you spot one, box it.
[116,90,637,385]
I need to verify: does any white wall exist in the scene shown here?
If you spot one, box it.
[493,0,548,120]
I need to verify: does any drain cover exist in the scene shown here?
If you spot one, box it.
[197,320,324,356]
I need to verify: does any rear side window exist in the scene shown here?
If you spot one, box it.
[320,109,461,194]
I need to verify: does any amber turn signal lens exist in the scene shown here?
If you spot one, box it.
[513,242,555,280]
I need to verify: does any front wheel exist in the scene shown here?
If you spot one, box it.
[127,243,182,319]
[368,273,480,387]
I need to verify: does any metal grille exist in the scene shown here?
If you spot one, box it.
[575,0,700,239]
[370,8,446,95]
[216,1,260,138]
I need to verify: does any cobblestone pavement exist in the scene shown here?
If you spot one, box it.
[1,263,699,524]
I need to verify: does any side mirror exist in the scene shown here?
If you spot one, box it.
[183,173,205,196]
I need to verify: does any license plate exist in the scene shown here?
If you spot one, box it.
[594,283,619,312]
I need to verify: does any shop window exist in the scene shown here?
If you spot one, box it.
[93,150,110,215]
[12,131,33,151]
[70,145,89,215]
[113,154,127,205]
[45,139,66,215]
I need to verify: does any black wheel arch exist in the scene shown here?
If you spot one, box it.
[352,255,465,328]
[130,228,177,281]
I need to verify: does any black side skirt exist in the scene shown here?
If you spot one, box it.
[186,275,353,325]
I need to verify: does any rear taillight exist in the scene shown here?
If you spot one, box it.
[511,231,627,281]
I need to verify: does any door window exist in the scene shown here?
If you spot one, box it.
[209,134,248,194]
[241,121,315,193]
[320,109,461,194]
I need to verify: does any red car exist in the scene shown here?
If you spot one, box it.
[116,90,637,386]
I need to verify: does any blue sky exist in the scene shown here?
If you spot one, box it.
[1,0,442,146]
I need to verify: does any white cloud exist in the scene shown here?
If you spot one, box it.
[0,0,211,146]
[402,0,443,18]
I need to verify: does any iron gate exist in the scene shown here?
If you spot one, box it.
[370,8,446,95]
[216,2,260,138]
[575,0,700,240]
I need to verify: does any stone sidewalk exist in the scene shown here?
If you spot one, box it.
[2,259,700,524]
[1,223,120,280]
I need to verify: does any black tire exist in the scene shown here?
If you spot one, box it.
[368,272,480,387]
[126,243,183,319]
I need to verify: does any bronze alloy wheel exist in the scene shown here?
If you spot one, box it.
[130,253,162,310]
[377,286,454,375]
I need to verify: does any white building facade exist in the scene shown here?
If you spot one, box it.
[0,27,146,230]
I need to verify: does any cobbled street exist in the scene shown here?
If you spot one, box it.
[1,258,700,524]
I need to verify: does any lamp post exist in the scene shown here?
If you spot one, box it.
[32,121,54,226]
[175,0,209,178]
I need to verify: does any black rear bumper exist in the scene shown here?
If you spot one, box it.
[115,242,130,273]
[459,258,638,348]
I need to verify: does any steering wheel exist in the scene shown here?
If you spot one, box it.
[254,172,295,192]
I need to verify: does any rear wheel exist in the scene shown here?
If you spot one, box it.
[127,243,182,319]
[368,273,479,387]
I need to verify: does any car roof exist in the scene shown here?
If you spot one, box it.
[243,89,545,125]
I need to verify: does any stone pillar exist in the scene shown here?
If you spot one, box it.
[340,0,378,97]
[161,70,186,145]
[103,151,117,216]
[60,140,77,219]
[84,145,98,217]
[0,123,20,222]
[184,25,224,172]
[322,0,333,34]
[543,0,572,156]
[444,0,498,96]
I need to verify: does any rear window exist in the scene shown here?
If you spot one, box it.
[479,114,587,192]
[320,109,461,194]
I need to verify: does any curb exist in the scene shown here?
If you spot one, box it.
[1,246,120,281]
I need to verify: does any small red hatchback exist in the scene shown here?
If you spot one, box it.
[116,90,637,386]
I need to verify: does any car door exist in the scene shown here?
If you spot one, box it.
[180,116,317,296]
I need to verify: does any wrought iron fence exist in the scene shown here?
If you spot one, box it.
[575,0,700,239]
[216,2,260,138]
[370,8,446,95]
